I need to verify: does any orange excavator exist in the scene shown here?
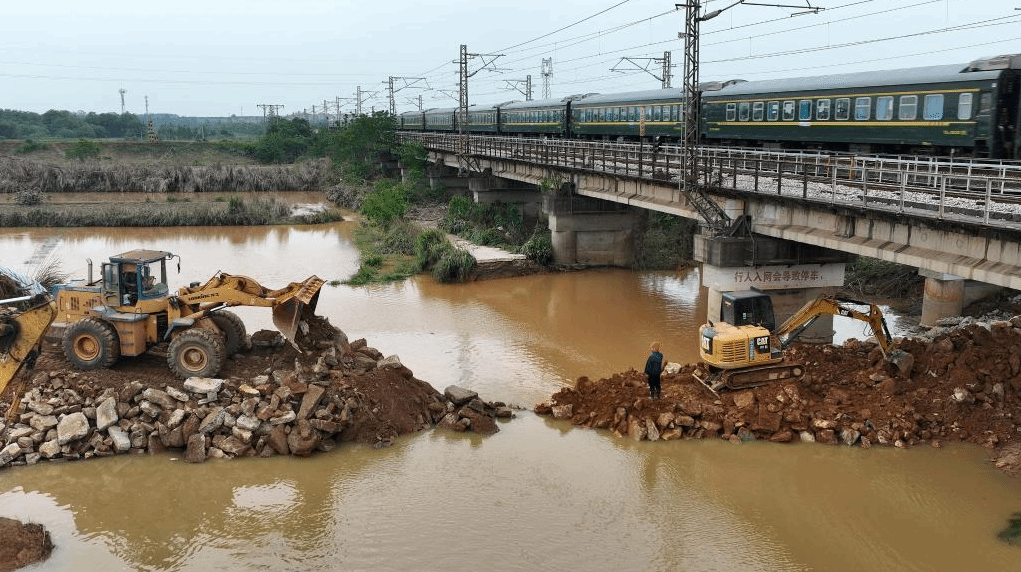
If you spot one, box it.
[693,291,913,393]
[0,267,58,416]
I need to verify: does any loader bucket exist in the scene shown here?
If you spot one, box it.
[271,276,324,348]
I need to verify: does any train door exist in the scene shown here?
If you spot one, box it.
[992,69,1019,158]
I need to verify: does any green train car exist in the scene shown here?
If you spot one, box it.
[464,104,499,134]
[571,88,688,140]
[702,54,1020,158]
[497,97,569,137]
[423,107,456,132]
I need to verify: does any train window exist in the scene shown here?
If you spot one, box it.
[978,92,992,115]
[752,102,764,121]
[816,99,830,120]
[653,106,662,121]
[855,97,871,120]
[876,96,893,120]
[739,102,750,121]
[798,100,812,121]
[726,103,737,121]
[924,94,943,120]
[767,101,779,121]
[782,101,795,121]
[898,95,917,120]
[628,106,637,121]
[957,93,973,120]
[834,98,850,120]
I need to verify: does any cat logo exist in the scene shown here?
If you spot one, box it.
[701,335,712,352]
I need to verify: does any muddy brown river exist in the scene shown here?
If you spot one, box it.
[1,217,1020,571]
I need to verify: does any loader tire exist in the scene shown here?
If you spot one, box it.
[168,328,225,379]
[63,318,120,370]
[211,310,246,356]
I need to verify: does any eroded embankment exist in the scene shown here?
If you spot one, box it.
[537,314,1021,478]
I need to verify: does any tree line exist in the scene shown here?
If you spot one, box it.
[0,109,269,141]
[0,109,146,140]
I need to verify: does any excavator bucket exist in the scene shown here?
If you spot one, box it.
[271,276,324,348]
[1,268,58,410]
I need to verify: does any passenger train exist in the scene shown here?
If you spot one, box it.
[399,53,1021,159]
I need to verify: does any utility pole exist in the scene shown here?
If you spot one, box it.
[455,44,504,172]
[610,52,673,88]
[385,76,428,116]
[356,86,363,116]
[676,1,820,235]
[389,76,395,117]
[257,103,285,121]
[119,88,127,114]
[541,58,553,99]
[144,95,157,143]
[661,51,672,89]
[503,76,533,100]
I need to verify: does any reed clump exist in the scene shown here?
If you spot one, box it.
[0,156,329,195]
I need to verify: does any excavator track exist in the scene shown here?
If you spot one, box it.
[693,361,805,393]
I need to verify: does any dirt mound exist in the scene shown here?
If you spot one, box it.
[0,517,52,572]
[537,315,1021,476]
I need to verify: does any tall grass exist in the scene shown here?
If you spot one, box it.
[0,156,329,194]
[0,196,341,227]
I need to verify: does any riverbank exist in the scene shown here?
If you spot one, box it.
[536,298,1021,479]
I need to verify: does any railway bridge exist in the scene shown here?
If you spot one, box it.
[398,132,1021,333]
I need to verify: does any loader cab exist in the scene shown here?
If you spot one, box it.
[102,250,172,307]
[720,291,775,332]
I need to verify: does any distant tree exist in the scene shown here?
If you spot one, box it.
[251,117,314,163]
[65,138,101,160]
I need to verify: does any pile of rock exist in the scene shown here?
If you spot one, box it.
[537,310,1021,455]
[435,385,515,435]
[1,329,512,468]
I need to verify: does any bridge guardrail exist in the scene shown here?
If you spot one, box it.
[399,132,1021,232]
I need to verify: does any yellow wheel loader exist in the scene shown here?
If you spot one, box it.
[1,268,58,416]
[693,291,913,393]
[52,250,324,379]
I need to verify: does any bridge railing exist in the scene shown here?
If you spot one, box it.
[399,132,1021,231]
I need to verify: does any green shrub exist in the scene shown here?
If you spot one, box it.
[380,220,419,255]
[414,229,450,270]
[361,180,407,225]
[227,195,244,214]
[431,247,476,283]
[14,139,49,154]
[65,138,101,160]
[521,233,554,266]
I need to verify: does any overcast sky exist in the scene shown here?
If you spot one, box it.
[2,0,1019,118]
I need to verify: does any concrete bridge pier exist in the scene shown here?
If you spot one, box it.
[425,163,470,195]
[695,234,853,343]
[918,270,1003,326]
[469,172,544,219]
[545,189,642,266]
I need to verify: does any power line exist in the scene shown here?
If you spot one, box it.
[495,0,635,53]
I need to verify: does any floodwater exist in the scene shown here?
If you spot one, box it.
[1,215,1020,571]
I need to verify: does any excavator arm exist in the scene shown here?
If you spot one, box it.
[1,269,58,411]
[774,296,895,356]
[170,272,324,346]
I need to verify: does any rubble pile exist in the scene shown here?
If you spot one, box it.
[537,313,1021,476]
[1,317,512,468]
